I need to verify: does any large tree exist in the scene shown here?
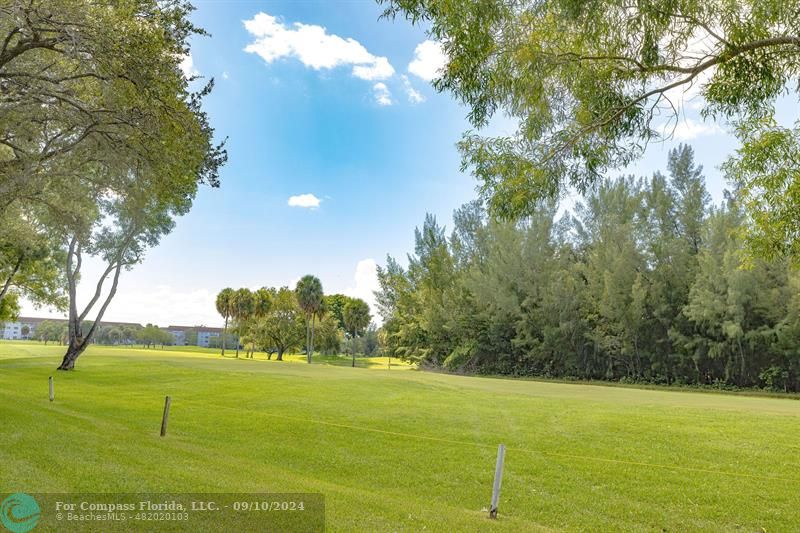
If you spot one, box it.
[0,0,226,370]
[57,156,201,369]
[37,5,226,370]
[256,286,304,361]
[295,275,324,363]
[381,0,800,261]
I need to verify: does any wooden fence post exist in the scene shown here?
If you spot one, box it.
[160,395,171,437]
[489,444,505,518]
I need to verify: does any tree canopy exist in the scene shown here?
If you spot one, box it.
[343,298,371,339]
[381,0,800,262]
[255,286,304,361]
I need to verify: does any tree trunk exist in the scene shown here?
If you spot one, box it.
[58,240,124,370]
[276,348,284,361]
[305,317,311,364]
[58,339,84,370]
[222,316,227,356]
[738,339,746,386]
[309,314,316,363]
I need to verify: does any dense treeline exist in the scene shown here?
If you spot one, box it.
[377,146,800,392]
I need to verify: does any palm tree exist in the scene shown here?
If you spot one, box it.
[343,298,371,367]
[295,275,324,364]
[215,288,234,357]
[247,287,273,358]
[231,288,254,358]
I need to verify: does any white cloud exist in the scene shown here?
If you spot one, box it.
[408,40,446,82]
[222,71,229,80]
[372,82,392,106]
[243,12,394,81]
[660,117,724,141]
[401,75,425,104]
[179,54,199,79]
[344,259,381,324]
[353,57,395,81]
[287,193,321,208]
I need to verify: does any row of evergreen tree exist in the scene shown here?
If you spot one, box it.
[376,146,800,391]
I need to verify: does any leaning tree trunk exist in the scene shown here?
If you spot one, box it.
[57,235,126,370]
[58,337,85,370]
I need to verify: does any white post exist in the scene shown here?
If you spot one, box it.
[489,444,505,518]
[49,376,54,402]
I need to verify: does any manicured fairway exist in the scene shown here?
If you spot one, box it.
[1,341,798,531]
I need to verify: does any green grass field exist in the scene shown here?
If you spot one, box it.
[1,340,798,531]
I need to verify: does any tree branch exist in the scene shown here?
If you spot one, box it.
[77,228,137,323]
[0,252,24,302]
[80,261,124,349]
[544,35,800,164]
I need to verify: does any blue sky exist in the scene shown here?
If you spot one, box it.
[21,1,755,327]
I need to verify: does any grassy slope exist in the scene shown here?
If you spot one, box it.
[1,341,798,531]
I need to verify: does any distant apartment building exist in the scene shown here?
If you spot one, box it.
[1,317,47,340]
[1,317,224,347]
[166,325,223,347]
[0,317,142,340]
[166,326,188,346]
